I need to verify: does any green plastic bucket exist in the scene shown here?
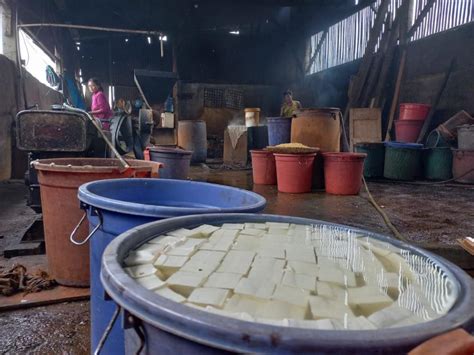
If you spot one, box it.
[384,142,423,181]
[423,147,453,181]
[354,142,385,178]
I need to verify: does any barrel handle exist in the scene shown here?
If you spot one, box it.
[70,209,103,246]
[93,304,122,355]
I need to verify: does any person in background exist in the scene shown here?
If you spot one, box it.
[280,90,302,117]
[88,78,113,130]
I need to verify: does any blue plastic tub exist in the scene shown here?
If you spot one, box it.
[267,117,292,146]
[101,213,474,354]
[148,147,192,179]
[78,179,266,355]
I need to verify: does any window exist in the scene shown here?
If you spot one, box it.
[18,29,57,87]
[410,0,474,41]
[307,0,474,74]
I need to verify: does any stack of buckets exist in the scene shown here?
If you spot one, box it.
[394,103,431,143]
[251,116,366,195]
[454,124,474,183]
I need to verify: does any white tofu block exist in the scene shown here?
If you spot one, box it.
[315,281,346,300]
[333,316,377,330]
[285,245,316,264]
[261,234,291,244]
[288,318,337,330]
[147,235,182,246]
[290,224,310,231]
[282,271,316,292]
[234,278,276,299]
[309,295,354,320]
[232,235,261,251]
[248,257,286,284]
[256,318,289,327]
[318,265,357,287]
[136,274,166,290]
[347,286,393,315]
[180,238,206,249]
[272,285,310,308]
[267,228,289,236]
[154,254,189,271]
[204,306,255,321]
[239,228,266,237]
[166,246,197,258]
[155,287,186,303]
[390,315,425,328]
[135,242,169,255]
[188,287,230,308]
[221,223,244,230]
[368,303,416,328]
[210,235,236,252]
[124,264,157,279]
[188,224,220,238]
[165,228,193,239]
[255,300,307,320]
[216,250,255,274]
[209,229,239,243]
[166,270,207,296]
[256,246,285,259]
[379,253,415,281]
[245,223,267,230]
[224,294,266,316]
[123,250,156,266]
[265,222,290,229]
[287,260,319,277]
[204,272,242,289]
[181,250,226,276]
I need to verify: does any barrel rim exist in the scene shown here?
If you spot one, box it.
[148,147,193,155]
[384,142,423,149]
[78,178,267,218]
[101,213,474,353]
[322,152,367,160]
[31,158,160,173]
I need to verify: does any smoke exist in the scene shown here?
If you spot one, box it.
[227,111,245,127]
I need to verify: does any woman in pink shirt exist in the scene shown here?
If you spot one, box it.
[88,78,113,130]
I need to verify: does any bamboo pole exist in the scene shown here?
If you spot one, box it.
[18,23,163,37]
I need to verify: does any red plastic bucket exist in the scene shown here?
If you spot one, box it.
[274,153,316,193]
[399,103,431,121]
[395,119,424,142]
[323,153,366,195]
[250,150,277,185]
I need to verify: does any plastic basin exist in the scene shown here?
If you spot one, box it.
[274,153,316,193]
[354,143,385,178]
[78,178,266,355]
[395,120,424,143]
[399,103,431,121]
[267,117,292,146]
[149,147,192,179]
[323,152,366,195]
[384,142,423,181]
[101,213,474,354]
[250,150,277,185]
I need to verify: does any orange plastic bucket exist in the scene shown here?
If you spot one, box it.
[32,158,162,287]
[395,119,424,143]
[274,153,316,193]
[399,103,431,120]
[250,150,276,185]
[323,153,366,195]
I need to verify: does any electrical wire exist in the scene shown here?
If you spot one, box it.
[339,111,407,242]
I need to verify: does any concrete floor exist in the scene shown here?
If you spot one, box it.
[0,169,473,354]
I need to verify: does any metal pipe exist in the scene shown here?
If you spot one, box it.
[18,23,163,37]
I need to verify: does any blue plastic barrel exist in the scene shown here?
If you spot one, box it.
[148,147,192,179]
[267,117,292,146]
[78,179,266,355]
[101,213,474,354]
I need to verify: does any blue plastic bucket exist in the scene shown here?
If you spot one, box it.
[148,147,192,179]
[101,213,474,354]
[267,117,292,146]
[78,179,266,355]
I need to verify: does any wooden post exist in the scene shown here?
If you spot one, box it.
[384,49,406,141]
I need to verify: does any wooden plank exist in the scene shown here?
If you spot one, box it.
[0,286,90,311]
[342,0,390,150]
[416,58,456,143]
[349,108,382,151]
[407,0,437,38]
[385,49,407,141]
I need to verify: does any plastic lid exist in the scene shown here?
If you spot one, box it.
[384,141,423,149]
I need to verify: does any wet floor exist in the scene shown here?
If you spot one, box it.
[0,170,473,354]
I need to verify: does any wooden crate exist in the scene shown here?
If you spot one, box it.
[349,108,382,151]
